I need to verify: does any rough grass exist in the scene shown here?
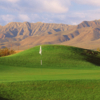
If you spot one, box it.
[0,80,100,100]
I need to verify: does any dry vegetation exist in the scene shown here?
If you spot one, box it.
[0,47,15,57]
[97,48,100,52]
[15,50,24,53]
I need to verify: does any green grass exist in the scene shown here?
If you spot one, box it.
[0,45,100,100]
[0,44,100,69]
[0,66,100,83]
[0,80,100,100]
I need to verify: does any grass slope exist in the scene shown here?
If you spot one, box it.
[0,44,100,69]
[0,45,100,100]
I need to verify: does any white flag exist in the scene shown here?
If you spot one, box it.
[39,46,42,54]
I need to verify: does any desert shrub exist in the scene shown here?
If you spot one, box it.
[0,47,15,57]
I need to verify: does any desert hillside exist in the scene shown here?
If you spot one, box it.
[1,20,100,50]
[77,20,100,29]
[0,22,75,39]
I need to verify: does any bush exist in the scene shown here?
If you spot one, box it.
[0,47,15,57]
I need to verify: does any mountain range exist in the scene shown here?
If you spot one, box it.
[0,20,100,50]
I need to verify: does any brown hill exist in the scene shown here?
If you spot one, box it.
[0,22,76,50]
[77,20,100,29]
[60,27,100,50]
[12,34,72,50]
[1,20,100,50]
[0,22,75,39]
[0,25,2,28]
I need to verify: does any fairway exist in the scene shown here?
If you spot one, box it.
[0,66,100,83]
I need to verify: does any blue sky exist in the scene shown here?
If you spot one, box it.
[0,0,100,26]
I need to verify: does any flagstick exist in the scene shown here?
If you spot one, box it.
[40,46,42,75]
[41,60,42,65]
[41,53,42,65]
[39,45,42,65]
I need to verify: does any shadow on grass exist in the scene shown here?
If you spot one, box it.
[0,97,10,100]
[81,51,100,66]
[86,56,100,66]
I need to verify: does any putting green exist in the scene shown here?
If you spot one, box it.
[0,45,100,83]
[0,66,100,83]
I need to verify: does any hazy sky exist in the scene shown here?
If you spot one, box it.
[0,0,100,26]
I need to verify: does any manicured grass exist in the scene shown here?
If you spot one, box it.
[0,66,100,83]
[0,45,100,100]
[0,44,100,69]
[0,80,100,100]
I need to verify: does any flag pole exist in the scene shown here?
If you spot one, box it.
[41,45,42,65]
[41,56,42,65]
[39,45,42,65]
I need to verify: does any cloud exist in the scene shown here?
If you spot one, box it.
[0,0,20,3]
[30,14,40,21]
[40,0,69,13]
[0,0,70,13]
[85,9,100,20]
[1,0,100,26]
[73,0,100,6]
[7,0,20,3]
[65,8,100,25]
[18,14,30,21]
[72,22,77,25]
[1,14,15,23]
[68,12,86,19]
